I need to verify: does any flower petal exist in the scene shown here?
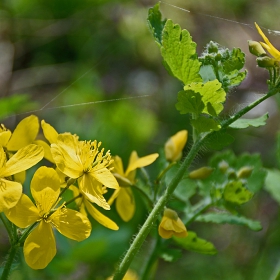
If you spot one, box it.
[84,199,119,230]
[51,141,83,179]
[116,188,135,222]
[79,174,110,210]
[1,144,44,177]
[31,167,60,213]
[91,167,119,189]
[126,152,159,175]
[51,208,91,241]
[165,130,188,162]
[112,156,125,176]
[7,115,39,151]
[34,139,54,163]
[41,120,58,144]
[24,222,56,269]
[0,130,11,147]
[0,179,22,212]
[255,22,280,60]
[4,193,39,227]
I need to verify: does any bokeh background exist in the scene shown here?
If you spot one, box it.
[1,0,280,279]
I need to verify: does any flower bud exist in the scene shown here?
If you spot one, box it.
[237,166,253,179]
[248,40,266,57]
[218,160,229,173]
[256,56,278,68]
[158,208,188,239]
[189,166,213,180]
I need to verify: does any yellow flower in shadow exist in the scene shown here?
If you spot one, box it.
[164,130,188,162]
[108,151,158,221]
[158,208,187,239]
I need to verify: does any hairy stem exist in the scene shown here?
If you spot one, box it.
[1,245,19,280]
[113,89,277,279]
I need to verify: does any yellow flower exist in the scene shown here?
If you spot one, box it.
[70,185,119,230]
[0,144,43,212]
[158,208,188,239]
[255,22,280,61]
[40,120,60,162]
[108,151,159,221]
[164,130,188,162]
[0,115,39,151]
[51,134,119,210]
[107,269,139,280]
[5,166,91,269]
[0,115,41,183]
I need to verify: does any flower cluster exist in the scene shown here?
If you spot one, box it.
[0,115,188,271]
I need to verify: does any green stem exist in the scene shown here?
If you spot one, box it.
[1,245,19,280]
[0,213,13,242]
[112,89,278,280]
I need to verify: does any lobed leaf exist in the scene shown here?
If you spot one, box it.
[230,113,269,129]
[173,231,217,255]
[196,212,262,231]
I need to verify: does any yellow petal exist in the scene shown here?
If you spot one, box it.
[51,142,83,179]
[79,175,110,210]
[7,115,39,151]
[51,208,91,241]
[1,144,44,177]
[84,199,119,230]
[0,130,11,147]
[116,188,135,222]
[24,222,56,269]
[0,179,22,212]
[0,146,7,169]
[112,156,125,176]
[91,167,119,190]
[4,193,39,227]
[34,139,54,163]
[31,167,60,213]
[13,171,26,184]
[255,22,280,60]
[108,188,120,205]
[165,130,188,162]
[41,120,58,144]
[126,152,159,175]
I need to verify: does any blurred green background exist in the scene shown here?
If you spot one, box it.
[1,0,280,279]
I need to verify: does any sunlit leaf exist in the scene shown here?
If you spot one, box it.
[223,181,253,204]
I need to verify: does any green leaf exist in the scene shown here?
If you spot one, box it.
[195,213,262,231]
[173,231,217,255]
[223,181,253,204]
[147,3,166,44]
[264,169,280,204]
[191,116,221,133]
[173,177,197,201]
[229,113,269,129]
[183,80,226,116]
[160,19,202,84]
[205,132,235,150]
[175,90,204,115]
[199,42,247,91]
[160,248,182,262]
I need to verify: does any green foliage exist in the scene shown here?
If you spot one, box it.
[264,169,280,204]
[223,181,253,204]
[199,41,247,92]
[229,113,269,129]
[195,213,262,231]
[173,231,217,255]
[0,95,37,120]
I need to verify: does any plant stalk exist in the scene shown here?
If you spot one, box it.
[113,89,278,280]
